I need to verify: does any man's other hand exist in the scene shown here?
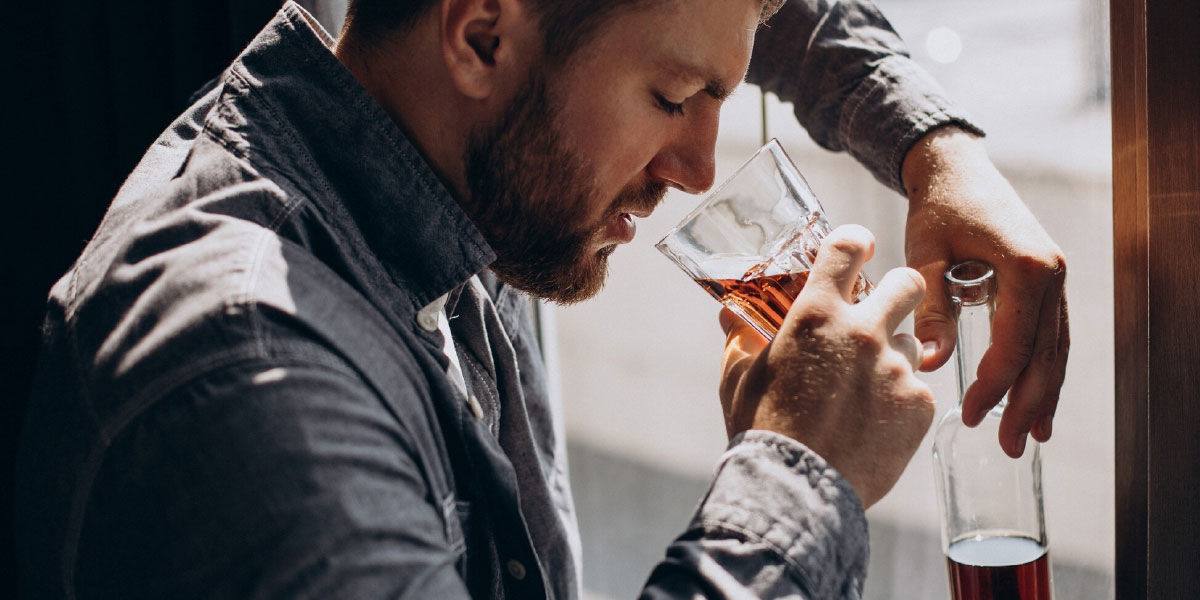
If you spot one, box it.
[718,225,935,509]
[901,126,1069,459]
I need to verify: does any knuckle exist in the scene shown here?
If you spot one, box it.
[914,311,954,332]
[883,362,909,382]
[787,307,832,335]
[897,267,927,293]
[847,326,883,354]
[1011,400,1042,426]
[1034,344,1058,368]
[825,238,863,258]
[915,390,936,423]
[1013,251,1067,281]
[1004,344,1036,370]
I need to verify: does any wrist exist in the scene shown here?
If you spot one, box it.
[900,125,988,202]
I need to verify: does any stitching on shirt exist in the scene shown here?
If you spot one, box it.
[238,10,495,305]
[838,60,890,161]
[804,0,840,54]
[291,27,496,275]
[61,345,280,593]
[98,346,266,443]
[241,54,484,301]
[227,67,343,216]
[695,513,824,595]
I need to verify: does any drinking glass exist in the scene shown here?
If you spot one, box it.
[655,139,871,341]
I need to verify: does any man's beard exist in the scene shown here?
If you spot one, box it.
[462,71,666,305]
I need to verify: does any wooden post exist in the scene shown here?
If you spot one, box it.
[1111,0,1200,597]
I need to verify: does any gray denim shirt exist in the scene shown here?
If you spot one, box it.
[16,2,979,599]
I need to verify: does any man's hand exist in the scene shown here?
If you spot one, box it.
[901,126,1069,459]
[718,225,935,509]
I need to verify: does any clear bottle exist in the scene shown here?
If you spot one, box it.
[932,261,1053,600]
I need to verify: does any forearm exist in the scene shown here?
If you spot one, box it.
[749,0,984,195]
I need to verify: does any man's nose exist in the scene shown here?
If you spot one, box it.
[646,111,719,194]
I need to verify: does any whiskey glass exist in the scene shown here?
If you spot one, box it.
[655,139,871,341]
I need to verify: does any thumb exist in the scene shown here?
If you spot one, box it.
[912,261,957,371]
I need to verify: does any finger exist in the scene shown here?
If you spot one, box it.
[1031,295,1070,442]
[719,308,767,404]
[807,224,876,302]
[961,280,1038,427]
[719,308,768,365]
[994,282,1061,457]
[719,307,740,336]
[911,258,956,372]
[891,332,924,371]
[864,267,926,333]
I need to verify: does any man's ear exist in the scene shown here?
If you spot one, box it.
[440,0,534,100]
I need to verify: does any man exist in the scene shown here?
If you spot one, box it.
[16,0,1067,597]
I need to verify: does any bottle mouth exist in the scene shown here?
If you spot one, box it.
[945,260,995,306]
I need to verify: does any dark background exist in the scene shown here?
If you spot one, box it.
[5,1,283,593]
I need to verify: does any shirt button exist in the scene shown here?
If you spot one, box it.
[417,312,438,332]
[505,559,526,580]
[467,395,484,419]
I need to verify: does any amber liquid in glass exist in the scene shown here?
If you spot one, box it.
[697,270,810,338]
[697,253,869,339]
[945,536,1052,600]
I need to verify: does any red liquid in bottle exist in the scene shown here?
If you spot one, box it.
[945,536,1052,600]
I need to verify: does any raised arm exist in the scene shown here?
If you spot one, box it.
[748,1,1068,456]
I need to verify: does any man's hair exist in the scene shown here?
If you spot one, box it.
[344,0,784,64]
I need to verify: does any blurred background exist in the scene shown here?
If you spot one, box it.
[552,0,1113,598]
[4,0,1112,597]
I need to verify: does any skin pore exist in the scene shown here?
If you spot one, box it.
[335,0,761,303]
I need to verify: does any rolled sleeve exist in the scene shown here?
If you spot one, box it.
[750,0,985,194]
[641,431,868,599]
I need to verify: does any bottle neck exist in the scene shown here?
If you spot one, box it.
[954,298,1005,410]
[947,261,1003,411]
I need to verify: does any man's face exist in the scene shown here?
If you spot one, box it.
[462,0,761,304]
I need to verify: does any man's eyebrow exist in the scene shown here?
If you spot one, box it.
[662,60,739,101]
[703,79,733,102]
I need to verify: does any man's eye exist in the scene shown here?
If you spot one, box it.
[654,94,685,117]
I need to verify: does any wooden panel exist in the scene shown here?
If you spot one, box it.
[1112,0,1200,597]
[1110,0,1148,595]
[1144,0,1200,596]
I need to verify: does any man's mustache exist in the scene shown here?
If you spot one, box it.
[616,181,669,216]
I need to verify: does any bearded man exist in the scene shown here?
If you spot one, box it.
[16,0,1067,598]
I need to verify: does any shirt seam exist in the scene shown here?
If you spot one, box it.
[695,512,823,594]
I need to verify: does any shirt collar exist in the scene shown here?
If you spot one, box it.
[231,2,496,310]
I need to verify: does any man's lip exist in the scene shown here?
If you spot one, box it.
[627,208,653,219]
[606,212,637,244]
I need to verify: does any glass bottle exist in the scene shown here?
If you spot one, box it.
[932,261,1053,600]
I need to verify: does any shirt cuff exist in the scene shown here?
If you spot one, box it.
[692,430,869,597]
[838,55,986,195]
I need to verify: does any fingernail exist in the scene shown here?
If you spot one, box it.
[1016,433,1027,456]
[923,341,938,357]
[1039,414,1053,439]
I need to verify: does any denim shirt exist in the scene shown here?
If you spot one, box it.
[17,2,979,599]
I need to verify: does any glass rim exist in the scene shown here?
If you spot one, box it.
[654,138,810,249]
[945,260,996,306]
